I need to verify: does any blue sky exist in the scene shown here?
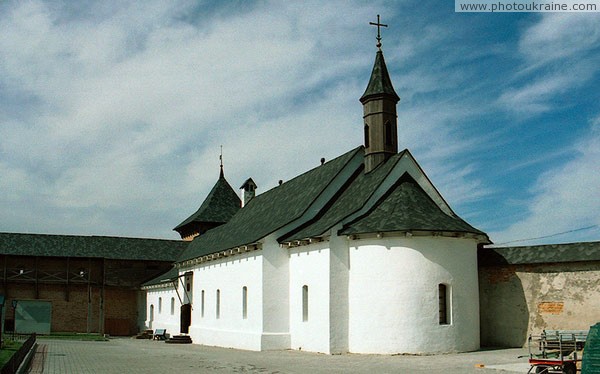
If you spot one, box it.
[1,0,599,245]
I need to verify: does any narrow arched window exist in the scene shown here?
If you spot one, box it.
[242,286,248,320]
[158,297,162,314]
[385,121,393,146]
[439,284,451,325]
[216,289,221,319]
[170,297,175,315]
[201,290,205,318]
[364,124,370,148]
[302,285,309,322]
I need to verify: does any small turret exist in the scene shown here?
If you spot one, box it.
[361,15,400,173]
[240,178,257,207]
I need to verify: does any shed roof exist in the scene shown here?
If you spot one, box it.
[142,267,179,288]
[480,241,600,265]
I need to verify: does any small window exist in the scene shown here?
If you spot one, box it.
[384,121,393,146]
[242,286,248,320]
[170,297,175,315]
[158,297,162,314]
[302,285,309,322]
[201,290,205,318]
[364,124,370,148]
[439,284,451,325]
[216,289,221,319]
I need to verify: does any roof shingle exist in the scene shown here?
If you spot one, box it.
[178,147,363,262]
[0,232,186,261]
[340,173,486,236]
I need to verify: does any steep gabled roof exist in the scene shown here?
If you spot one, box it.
[340,172,486,237]
[177,147,364,262]
[178,145,490,262]
[0,232,187,261]
[282,149,488,243]
[173,171,241,233]
[281,151,402,242]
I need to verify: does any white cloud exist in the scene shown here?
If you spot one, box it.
[519,13,600,65]
[6,1,595,245]
[0,0,390,237]
[497,13,600,116]
[496,71,585,115]
[490,121,600,245]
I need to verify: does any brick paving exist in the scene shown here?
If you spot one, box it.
[26,338,532,373]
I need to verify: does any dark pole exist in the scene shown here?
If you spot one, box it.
[0,304,3,349]
[11,300,17,340]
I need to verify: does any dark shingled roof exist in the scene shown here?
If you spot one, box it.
[173,171,241,232]
[480,241,600,265]
[340,173,486,236]
[142,266,179,288]
[281,151,402,242]
[0,232,187,261]
[360,50,400,103]
[178,147,363,262]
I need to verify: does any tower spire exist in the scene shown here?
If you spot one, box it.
[361,15,400,173]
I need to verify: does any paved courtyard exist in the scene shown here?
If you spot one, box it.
[27,338,533,373]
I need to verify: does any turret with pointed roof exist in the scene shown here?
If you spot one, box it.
[360,21,400,173]
[173,167,241,241]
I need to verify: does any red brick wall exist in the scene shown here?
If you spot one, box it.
[104,288,139,335]
[0,255,173,336]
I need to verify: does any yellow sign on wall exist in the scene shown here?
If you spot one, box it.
[538,301,564,314]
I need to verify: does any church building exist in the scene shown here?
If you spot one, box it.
[143,25,492,354]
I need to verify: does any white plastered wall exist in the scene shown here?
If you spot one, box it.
[347,236,480,354]
[289,241,331,353]
[145,286,180,336]
[260,235,291,350]
[186,250,264,350]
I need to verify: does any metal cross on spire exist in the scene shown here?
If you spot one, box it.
[219,145,224,177]
[369,14,388,50]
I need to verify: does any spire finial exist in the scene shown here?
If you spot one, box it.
[369,14,388,51]
[219,145,224,177]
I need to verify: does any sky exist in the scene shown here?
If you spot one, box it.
[1,0,599,246]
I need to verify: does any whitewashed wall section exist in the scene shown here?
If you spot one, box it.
[347,236,480,354]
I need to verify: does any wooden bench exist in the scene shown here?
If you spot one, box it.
[153,329,167,340]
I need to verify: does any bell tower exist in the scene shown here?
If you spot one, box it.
[360,15,400,173]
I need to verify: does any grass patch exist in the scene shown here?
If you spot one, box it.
[37,332,108,341]
[0,340,24,368]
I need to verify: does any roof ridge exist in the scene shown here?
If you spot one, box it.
[0,232,183,242]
